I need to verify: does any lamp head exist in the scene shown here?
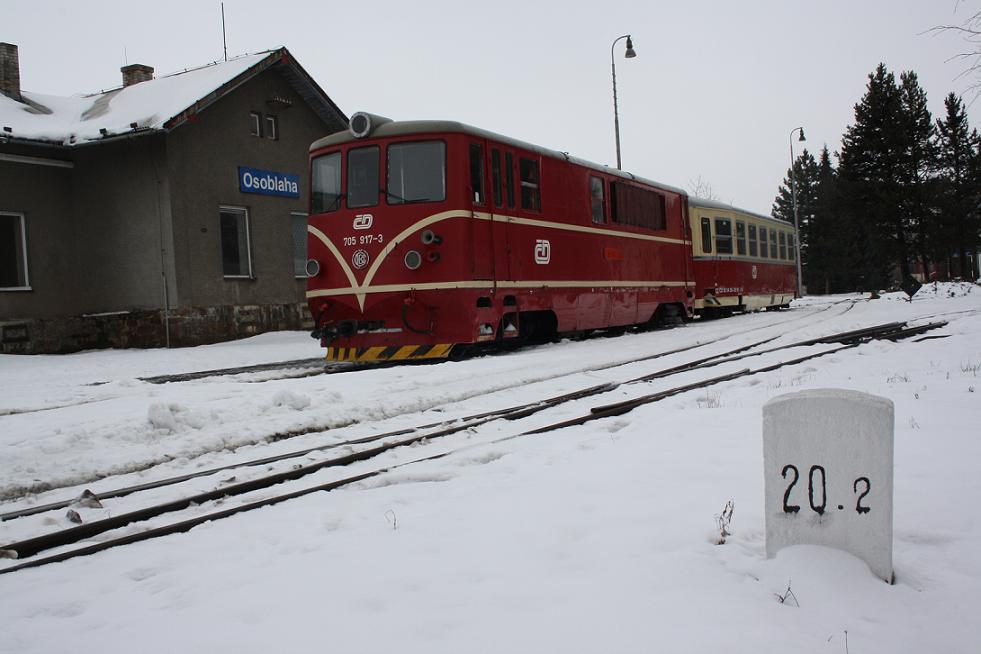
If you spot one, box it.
[625,36,637,58]
[798,128,806,142]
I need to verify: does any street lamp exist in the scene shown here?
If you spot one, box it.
[611,34,636,170]
[789,126,805,298]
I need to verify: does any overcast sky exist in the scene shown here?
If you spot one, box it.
[6,0,979,212]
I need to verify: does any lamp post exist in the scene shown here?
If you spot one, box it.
[611,35,636,170]
[789,126,805,298]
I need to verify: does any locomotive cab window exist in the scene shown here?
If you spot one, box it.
[469,143,485,205]
[347,146,379,208]
[387,140,446,204]
[700,217,712,254]
[519,157,540,211]
[311,152,342,214]
[759,227,769,258]
[590,176,605,224]
[714,218,733,255]
[748,223,758,257]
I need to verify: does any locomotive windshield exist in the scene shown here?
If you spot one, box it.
[311,152,342,213]
[387,141,446,204]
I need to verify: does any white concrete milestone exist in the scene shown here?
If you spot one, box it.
[763,389,894,582]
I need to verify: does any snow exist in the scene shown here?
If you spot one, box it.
[0,51,270,145]
[1,283,980,653]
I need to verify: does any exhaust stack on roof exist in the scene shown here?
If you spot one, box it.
[0,42,21,101]
[121,63,154,87]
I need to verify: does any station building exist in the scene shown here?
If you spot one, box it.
[0,44,347,353]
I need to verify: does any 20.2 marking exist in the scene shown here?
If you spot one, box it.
[781,464,871,515]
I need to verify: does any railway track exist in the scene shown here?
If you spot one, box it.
[0,317,945,575]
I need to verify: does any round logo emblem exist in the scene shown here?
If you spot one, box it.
[352,249,370,270]
[751,265,758,280]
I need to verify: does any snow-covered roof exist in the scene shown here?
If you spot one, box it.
[0,48,344,147]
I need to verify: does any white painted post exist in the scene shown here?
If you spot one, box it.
[763,389,894,582]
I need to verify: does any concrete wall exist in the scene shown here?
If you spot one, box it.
[167,65,343,310]
[0,146,76,319]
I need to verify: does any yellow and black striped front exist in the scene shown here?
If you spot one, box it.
[326,343,455,362]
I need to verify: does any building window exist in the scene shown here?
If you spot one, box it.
[265,115,278,140]
[700,217,712,254]
[519,157,540,211]
[736,220,747,256]
[250,112,262,137]
[0,212,29,290]
[347,146,379,208]
[590,176,606,224]
[291,212,308,278]
[748,223,758,257]
[714,218,733,254]
[220,207,253,278]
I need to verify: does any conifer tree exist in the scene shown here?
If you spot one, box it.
[935,93,981,280]
[837,63,905,289]
[896,71,938,278]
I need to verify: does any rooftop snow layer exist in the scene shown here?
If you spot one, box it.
[0,51,270,146]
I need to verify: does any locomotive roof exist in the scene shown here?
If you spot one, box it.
[310,118,687,197]
[688,196,784,225]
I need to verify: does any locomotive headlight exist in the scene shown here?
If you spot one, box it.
[404,250,422,270]
[348,111,393,139]
[305,259,321,277]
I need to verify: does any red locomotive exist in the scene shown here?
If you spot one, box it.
[306,112,795,362]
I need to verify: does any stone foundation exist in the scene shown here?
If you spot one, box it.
[0,303,314,354]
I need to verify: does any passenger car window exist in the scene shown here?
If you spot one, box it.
[736,220,746,255]
[714,218,733,254]
[700,217,712,254]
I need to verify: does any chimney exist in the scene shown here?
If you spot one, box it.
[0,42,21,101]
[121,63,154,88]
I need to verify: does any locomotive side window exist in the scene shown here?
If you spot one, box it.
[759,227,769,258]
[347,146,379,208]
[387,140,446,204]
[519,158,541,211]
[736,220,747,255]
[770,229,778,259]
[748,224,758,257]
[470,143,485,205]
[611,183,666,230]
[700,217,712,254]
[311,152,342,214]
[491,149,503,208]
[779,231,787,260]
[505,153,515,208]
[590,176,606,224]
[714,218,733,254]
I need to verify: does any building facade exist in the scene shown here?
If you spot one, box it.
[0,45,346,353]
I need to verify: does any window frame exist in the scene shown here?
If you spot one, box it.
[219,205,254,279]
[291,211,308,279]
[759,226,769,258]
[714,217,733,255]
[590,176,606,224]
[310,151,343,214]
[779,231,787,260]
[748,223,758,257]
[700,216,712,254]
[346,145,380,209]
[386,139,447,206]
[770,229,778,260]
[736,220,747,256]
[265,115,278,140]
[0,211,30,291]
[519,156,541,211]
[250,112,262,137]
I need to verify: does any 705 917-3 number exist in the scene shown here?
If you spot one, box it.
[781,464,871,515]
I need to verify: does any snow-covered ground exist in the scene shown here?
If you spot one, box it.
[1,283,980,653]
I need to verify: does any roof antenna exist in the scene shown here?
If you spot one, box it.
[221,2,228,62]
[124,45,128,66]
